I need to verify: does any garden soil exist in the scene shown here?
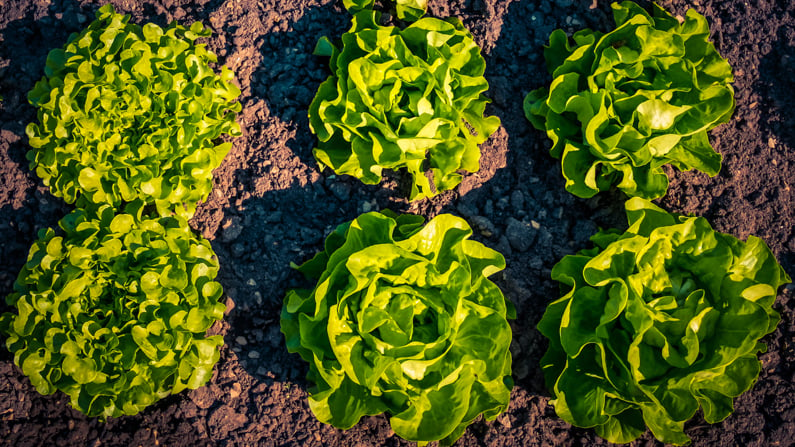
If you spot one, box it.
[1,0,794,445]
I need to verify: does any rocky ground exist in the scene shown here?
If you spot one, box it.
[1,0,794,445]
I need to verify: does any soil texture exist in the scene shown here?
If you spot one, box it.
[1,0,794,446]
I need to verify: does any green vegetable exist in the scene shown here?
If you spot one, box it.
[524,1,734,199]
[26,4,241,218]
[395,0,428,21]
[281,211,514,445]
[0,203,226,418]
[537,198,790,445]
[309,10,500,200]
[342,0,427,21]
[342,0,375,12]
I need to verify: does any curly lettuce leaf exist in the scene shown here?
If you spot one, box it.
[309,11,500,201]
[524,1,734,199]
[282,212,513,445]
[26,4,241,218]
[537,198,790,444]
[0,203,225,418]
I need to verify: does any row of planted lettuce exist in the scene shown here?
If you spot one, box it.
[0,0,790,445]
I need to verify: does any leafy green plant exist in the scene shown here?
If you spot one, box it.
[342,0,428,22]
[309,9,500,200]
[281,211,514,445]
[525,1,734,199]
[26,4,241,218]
[0,203,226,418]
[537,198,790,445]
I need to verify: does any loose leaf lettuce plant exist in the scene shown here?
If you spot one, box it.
[525,1,734,199]
[281,211,514,445]
[0,204,226,418]
[309,8,500,200]
[537,198,790,445]
[26,5,241,218]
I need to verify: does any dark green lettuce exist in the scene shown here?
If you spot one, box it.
[282,212,514,445]
[537,198,790,444]
[525,1,734,199]
[309,10,500,200]
[0,203,225,418]
[26,5,241,218]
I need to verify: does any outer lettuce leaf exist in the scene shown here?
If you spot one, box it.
[524,1,734,199]
[537,198,790,445]
[281,212,514,445]
[0,203,225,418]
[26,5,241,218]
[309,11,500,201]
[396,0,428,21]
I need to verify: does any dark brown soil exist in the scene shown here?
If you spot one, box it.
[1,0,794,446]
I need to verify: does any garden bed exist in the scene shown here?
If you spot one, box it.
[1,0,793,445]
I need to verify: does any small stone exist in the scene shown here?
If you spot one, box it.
[247,278,257,287]
[189,386,217,409]
[267,326,281,347]
[362,201,372,212]
[221,216,243,243]
[510,190,525,211]
[229,382,242,399]
[469,216,496,235]
[231,243,245,258]
[456,201,477,218]
[235,336,248,346]
[248,351,261,359]
[483,199,494,216]
[328,182,351,201]
[264,211,283,223]
[224,296,236,315]
[505,218,537,252]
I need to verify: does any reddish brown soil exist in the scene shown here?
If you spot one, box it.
[1,0,794,446]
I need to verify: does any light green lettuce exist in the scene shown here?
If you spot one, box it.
[538,198,790,444]
[282,211,514,445]
[342,0,428,21]
[309,10,500,200]
[0,203,225,418]
[525,1,734,199]
[26,5,241,218]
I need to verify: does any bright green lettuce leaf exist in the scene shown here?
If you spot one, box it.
[396,0,428,21]
[309,10,500,201]
[524,1,734,199]
[281,211,514,445]
[0,203,225,418]
[343,0,376,13]
[26,4,241,218]
[537,198,790,445]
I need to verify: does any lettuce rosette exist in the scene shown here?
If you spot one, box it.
[525,1,734,199]
[0,203,226,418]
[537,198,790,444]
[26,5,241,218]
[309,9,500,200]
[281,211,514,445]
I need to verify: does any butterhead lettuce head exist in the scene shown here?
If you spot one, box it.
[281,211,514,445]
[309,10,500,201]
[525,1,734,199]
[537,198,790,444]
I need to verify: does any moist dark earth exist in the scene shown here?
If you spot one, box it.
[1,0,794,445]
